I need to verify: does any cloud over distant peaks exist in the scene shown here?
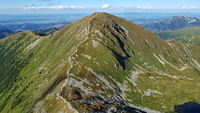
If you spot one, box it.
[101,4,111,9]
[136,6,154,9]
[24,5,85,10]
[39,0,52,1]
[120,6,155,10]
[26,4,35,7]
[47,2,56,6]
[181,6,200,9]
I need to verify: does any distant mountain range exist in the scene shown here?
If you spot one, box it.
[142,15,200,32]
[0,27,60,39]
[0,22,70,39]
[0,29,15,39]
[0,22,69,32]
[1,12,200,113]
[2,15,200,39]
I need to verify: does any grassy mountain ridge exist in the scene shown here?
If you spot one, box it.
[0,31,42,112]
[1,12,200,112]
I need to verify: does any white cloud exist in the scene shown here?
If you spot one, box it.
[101,4,111,9]
[24,5,85,10]
[136,6,154,9]
[47,2,55,6]
[119,5,200,10]
[39,0,52,1]
[120,6,155,10]
[26,4,35,7]
[181,6,200,9]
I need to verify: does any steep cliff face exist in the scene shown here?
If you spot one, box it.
[1,12,200,113]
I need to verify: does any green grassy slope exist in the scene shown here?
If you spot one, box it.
[0,15,94,112]
[171,36,200,45]
[1,12,200,113]
[0,31,43,112]
[156,26,200,40]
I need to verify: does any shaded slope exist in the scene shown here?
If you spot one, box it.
[34,27,59,36]
[1,12,200,113]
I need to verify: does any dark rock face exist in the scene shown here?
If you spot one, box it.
[67,89,82,100]
[142,15,200,32]
[60,86,82,101]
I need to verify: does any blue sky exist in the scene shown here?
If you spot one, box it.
[1,0,200,14]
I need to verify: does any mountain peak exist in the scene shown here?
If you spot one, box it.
[165,15,200,28]
[143,15,200,32]
[1,12,200,113]
[167,15,199,22]
[172,15,186,18]
[92,12,107,15]
[89,12,117,22]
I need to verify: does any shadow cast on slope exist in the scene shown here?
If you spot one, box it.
[174,101,200,113]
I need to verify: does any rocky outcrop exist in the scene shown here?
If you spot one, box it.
[60,86,145,113]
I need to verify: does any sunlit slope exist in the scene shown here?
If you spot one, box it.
[1,12,200,112]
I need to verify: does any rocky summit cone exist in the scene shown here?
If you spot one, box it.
[1,12,200,113]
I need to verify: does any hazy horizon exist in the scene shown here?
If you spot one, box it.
[1,0,200,14]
